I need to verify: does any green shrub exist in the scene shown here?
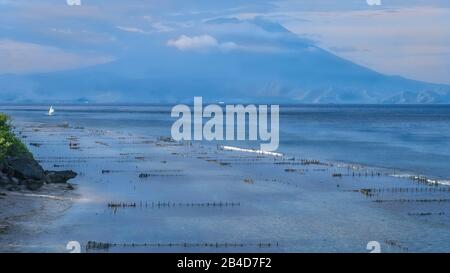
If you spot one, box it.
[0,113,31,161]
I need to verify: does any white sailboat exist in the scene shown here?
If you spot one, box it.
[48,106,55,116]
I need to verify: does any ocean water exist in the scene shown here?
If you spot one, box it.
[1,104,450,253]
[3,104,450,179]
[279,105,450,179]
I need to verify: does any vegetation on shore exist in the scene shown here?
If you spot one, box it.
[0,113,30,161]
[1,113,76,190]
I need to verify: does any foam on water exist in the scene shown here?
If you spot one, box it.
[221,145,283,157]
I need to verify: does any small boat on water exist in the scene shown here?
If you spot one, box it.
[48,106,55,116]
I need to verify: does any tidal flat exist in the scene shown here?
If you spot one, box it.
[1,105,450,252]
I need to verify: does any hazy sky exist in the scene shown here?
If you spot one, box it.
[0,0,449,84]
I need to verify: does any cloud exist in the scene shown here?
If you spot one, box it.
[0,39,114,74]
[143,16,175,33]
[49,28,117,44]
[151,21,175,33]
[117,22,174,35]
[167,34,218,50]
[167,34,235,51]
[167,34,290,53]
[117,26,150,34]
[220,41,239,50]
[1,0,448,84]
[267,6,450,84]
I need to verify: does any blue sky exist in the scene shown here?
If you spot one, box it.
[0,0,449,103]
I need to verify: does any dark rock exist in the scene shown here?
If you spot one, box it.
[45,170,77,184]
[3,156,45,181]
[0,173,9,186]
[7,185,21,191]
[11,177,19,185]
[1,156,77,191]
[0,171,8,180]
[25,179,44,191]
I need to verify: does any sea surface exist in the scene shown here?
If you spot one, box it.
[3,104,450,178]
[1,104,450,252]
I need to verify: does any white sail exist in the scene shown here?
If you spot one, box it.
[48,106,55,116]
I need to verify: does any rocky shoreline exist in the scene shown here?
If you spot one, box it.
[0,115,78,251]
[0,155,77,191]
[1,112,77,192]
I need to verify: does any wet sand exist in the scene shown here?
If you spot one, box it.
[1,117,450,253]
[0,184,75,252]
